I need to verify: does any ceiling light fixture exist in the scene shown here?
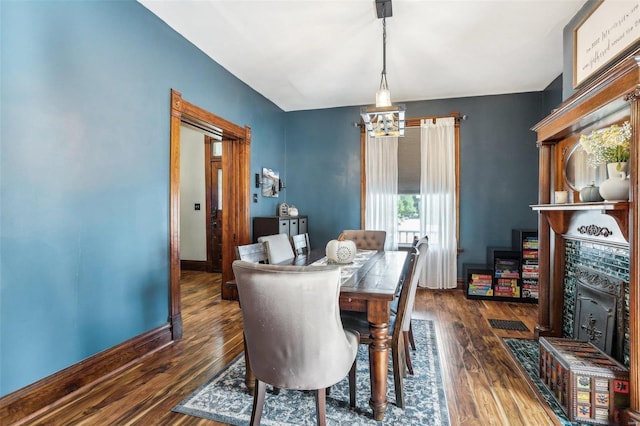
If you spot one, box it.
[360,0,405,138]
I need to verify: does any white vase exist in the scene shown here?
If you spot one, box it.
[598,162,629,201]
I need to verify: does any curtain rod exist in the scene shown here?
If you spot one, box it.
[354,112,467,128]
[407,112,468,126]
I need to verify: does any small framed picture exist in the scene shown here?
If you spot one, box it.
[261,167,279,198]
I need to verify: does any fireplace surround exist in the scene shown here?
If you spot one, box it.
[531,48,640,423]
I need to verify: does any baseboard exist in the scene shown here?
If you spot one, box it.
[0,323,173,425]
[180,260,208,271]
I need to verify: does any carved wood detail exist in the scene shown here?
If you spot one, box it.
[577,224,613,237]
[533,204,629,243]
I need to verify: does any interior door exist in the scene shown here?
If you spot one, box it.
[209,160,223,272]
[206,136,223,272]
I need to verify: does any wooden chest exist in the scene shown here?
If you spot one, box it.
[539,337,629,425]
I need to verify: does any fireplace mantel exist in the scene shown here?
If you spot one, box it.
[531,202,629,242]
[531,47,640,423]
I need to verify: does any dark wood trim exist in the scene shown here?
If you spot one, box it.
[170,89,184,340]
[532,50,640,420]
[0,324,172,425]
[170,89,251,307]
[204,137,214,273]
[624,84,640,424]
[180,260,208,271]
[532,47,640,142]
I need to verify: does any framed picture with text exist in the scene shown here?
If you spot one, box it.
[573,0,640,88]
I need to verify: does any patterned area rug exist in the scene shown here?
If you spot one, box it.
[488,319,529,331]
[173,320,450,425]
[503,338,585,426]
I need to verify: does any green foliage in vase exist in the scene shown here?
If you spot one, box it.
[579,121,631,168]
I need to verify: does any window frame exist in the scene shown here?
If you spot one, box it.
[360,112,462,250]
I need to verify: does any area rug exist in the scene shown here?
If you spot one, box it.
[173,320,450,425]
[488,319,529,332]
[503,338,584,426]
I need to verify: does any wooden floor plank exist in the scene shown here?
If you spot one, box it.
[21,272,556,425]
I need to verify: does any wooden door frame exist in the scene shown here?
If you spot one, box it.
[205,140,223,273]
[170,89,251,339]
[204,137,214,273]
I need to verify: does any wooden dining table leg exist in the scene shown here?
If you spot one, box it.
[367,301,391,421]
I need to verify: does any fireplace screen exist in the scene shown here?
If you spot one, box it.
[573,266,625,363]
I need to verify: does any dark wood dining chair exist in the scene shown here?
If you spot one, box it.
[291,233,311,256]
[341,247,419,409]
[235,242,269,263]
[338,229,386,251]
[396,235,429,355]
[232,260,359,425]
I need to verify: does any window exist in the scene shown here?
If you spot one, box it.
[361,114,461,249]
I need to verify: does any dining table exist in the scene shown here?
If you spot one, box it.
[237,247,408,421]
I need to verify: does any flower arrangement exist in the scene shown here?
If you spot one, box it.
[579,121,631,169]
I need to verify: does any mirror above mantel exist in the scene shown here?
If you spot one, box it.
[561,109,630,195]
[563,142,607,191]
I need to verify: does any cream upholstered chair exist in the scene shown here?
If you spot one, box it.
[257,233,295,264]
[341,247,419,409]
[232,260,359,426]
[338,230,386,251]
[291,233,311,256]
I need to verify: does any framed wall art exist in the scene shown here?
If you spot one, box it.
[261,167,279,198]
[573,0,640,88]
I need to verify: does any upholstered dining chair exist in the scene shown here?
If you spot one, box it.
[232,260,360,426]
[338,229,386,251]
[291,233,311,256]
[235,242,269,263]
[341,247,419,409]
[257,233,295,264]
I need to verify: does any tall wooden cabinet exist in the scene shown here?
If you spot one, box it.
[531,47,640,423]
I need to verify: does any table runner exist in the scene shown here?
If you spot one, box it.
[311,249,377,284]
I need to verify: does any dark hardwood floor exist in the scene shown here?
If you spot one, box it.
[23,271,556,425]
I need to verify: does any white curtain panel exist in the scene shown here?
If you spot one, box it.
[365,136,398,250]
[419,117,457,289]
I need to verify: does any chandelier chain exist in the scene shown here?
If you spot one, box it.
[380,16,388,89]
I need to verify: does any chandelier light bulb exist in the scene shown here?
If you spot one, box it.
[376,88,391,107]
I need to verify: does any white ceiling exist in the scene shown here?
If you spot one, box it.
[139,0,587,112]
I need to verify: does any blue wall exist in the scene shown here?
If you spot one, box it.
[285,93,545,271]
[0,0,285,396]
[1,0,562,398]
